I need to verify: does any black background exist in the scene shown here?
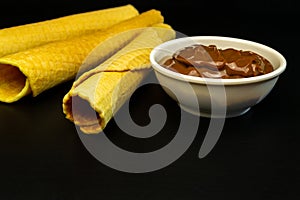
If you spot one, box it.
[0,0,299,199]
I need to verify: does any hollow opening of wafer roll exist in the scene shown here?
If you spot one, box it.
[66,95,103,132]
[0,64,30,103]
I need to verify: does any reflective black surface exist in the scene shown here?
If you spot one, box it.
[0,0,299,199]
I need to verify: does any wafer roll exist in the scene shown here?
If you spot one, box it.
[62,24,175,134]
[0,10,164,103]
[0,5,139,57]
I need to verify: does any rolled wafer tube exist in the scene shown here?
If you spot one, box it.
[0,9,164,103]
[62,24,175,134]
[0,4,139,57]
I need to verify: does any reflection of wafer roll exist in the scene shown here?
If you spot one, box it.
[62,24,175,134]
[0,10,164,103]
[0,5,139,57]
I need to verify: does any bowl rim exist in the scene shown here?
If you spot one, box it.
[150,36,287,85]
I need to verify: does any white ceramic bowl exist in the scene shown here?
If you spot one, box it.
[150,36,286,118]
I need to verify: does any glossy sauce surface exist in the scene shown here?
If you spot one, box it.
[160,44,274,79]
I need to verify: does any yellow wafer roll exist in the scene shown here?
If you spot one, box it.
[0,5,139,57]
[62,24,175,134]
[0,10,164,103]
